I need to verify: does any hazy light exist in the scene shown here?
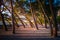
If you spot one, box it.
[4,7,5,8]
[31,20,34,22]
[1,5,4,8]
[5,2,9,6]
[2,10,11,16]
[2,11,5,14]
[23,20,28,22]
[19,15,26,18]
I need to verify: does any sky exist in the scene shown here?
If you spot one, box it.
[27,0,36,3]
[1,0,60,17]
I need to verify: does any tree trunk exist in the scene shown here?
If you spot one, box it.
[30,0,38,30]
[10,0,15,34]
[37,0,54,36]
[44,15,47,28]
[49,18,53,36]
[25,15,34,28]
[0,12,8,31]
[18,7,34,28]
[49,0,58,37]
[34,13,43,26]
[2,4,25,28]
[3,4,25,28]
[37,16,43,26]
[0,0,8,31]
[33,14,38,29]
[14,13,25,28]
[14,15,19,27]
[15,1,34,28]
[37,0,50,25]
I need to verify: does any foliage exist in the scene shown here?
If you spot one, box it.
[57,16,60,24]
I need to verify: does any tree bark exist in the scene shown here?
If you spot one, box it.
[30,0,38,30]
[48,18,53,36]
[14,13,25,28]
[49,0,58,37]
[38,17,43,26]
[13,15,19,27]
[25,15,34,28]
[10,0,15,34]
[2,4,25,28]
[0,0,8,31]
[0,12,8,31]
[44,15,47,28]
[18,7,34,28]
[37,0,50,24]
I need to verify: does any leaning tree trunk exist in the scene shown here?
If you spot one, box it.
[25,15,34,28]
[14,13,25,28]
[0,12,8,31]
[34,12,43,26]
[37,0,49,28]
[18,0,38,29]
[49,0,58,37]
[0,0,8,31]
[19,7,34,28]
[16,1,34,28]
[37,16,43,26]
[44,15,47,28]
[2,4,25,28]
[18,6,34,28]
[37,0,53,36]
[30,0,38,30]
